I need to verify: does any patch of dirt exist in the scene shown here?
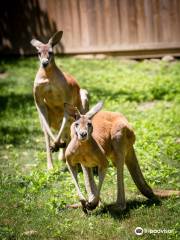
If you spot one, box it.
[175,138,180,144]
[138,101,172,111]
[162,55,175,62]
[138,101,157,111]
[0,72,8,79]
[22,230,38,236]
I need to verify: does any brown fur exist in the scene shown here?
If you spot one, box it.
[93,111,135,166]
[66,111,135,168]
[31,31,89,169]
[34,64,82,131]
[65,103,180,213]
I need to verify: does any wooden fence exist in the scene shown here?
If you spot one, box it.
[0,0,180,57]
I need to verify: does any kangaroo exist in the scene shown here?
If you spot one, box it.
[64,102,180,213]
[30,31,89,170]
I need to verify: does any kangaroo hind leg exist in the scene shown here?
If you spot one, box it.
[112,139,126,211]
[39,114,53,170]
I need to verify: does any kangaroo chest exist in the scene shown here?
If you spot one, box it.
[66,139,108,168]
[36,78,65,106]
[34,77,68,129]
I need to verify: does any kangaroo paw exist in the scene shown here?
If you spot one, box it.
[50,142,66,152]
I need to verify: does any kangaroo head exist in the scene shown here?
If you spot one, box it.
[30,31,63,68]
[64,101,103,141]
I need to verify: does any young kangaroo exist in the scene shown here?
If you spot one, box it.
[65,102,179,213]
[30,31,89,170]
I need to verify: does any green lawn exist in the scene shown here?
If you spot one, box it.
[0,57,179,240]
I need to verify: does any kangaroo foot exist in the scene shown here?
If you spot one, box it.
[86,201,99,211]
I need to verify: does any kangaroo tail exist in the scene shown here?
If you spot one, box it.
[126,148,180,199]
[154,190,180,198]
[126,147,156,199]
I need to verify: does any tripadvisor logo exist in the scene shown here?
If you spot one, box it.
[135,227,143,236]
[134,227,174,235]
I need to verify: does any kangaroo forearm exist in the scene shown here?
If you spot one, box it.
[55,114,68,143]
[36,103,56,142]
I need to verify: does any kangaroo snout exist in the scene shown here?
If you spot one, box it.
[79,131,88,140]
[41,58,49,67]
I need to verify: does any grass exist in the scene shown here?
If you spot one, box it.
[0,56,180,240]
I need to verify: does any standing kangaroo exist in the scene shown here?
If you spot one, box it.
[64,102,179,213]
[30,31,89,170]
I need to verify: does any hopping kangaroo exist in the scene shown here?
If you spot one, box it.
[65,102,179,213]
[31,31,89,170]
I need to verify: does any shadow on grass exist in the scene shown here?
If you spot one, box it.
[94,198,161,220]
[0,125,41,146]
[0,93,34,112]
[90,87,144,103]
[90,86,177,103]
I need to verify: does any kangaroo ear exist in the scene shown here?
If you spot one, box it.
[30,39,43,50]
[86,101,103,119]
[64,103,81,120]
[48,31,63,47]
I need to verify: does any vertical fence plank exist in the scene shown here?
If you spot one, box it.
[136,0,146,43]
[144,0,154,43]
[128,0,138,44]
[79,0,89,48]
[70,0,81,48]
[95,0,105,47]
[118,0,130,44]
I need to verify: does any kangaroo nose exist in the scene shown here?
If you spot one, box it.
[42,59,49,67]
[80,132,87,138]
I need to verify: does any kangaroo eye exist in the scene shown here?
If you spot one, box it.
[38,52,41,56]
[87,122,92,127]
[75,123,79,128]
